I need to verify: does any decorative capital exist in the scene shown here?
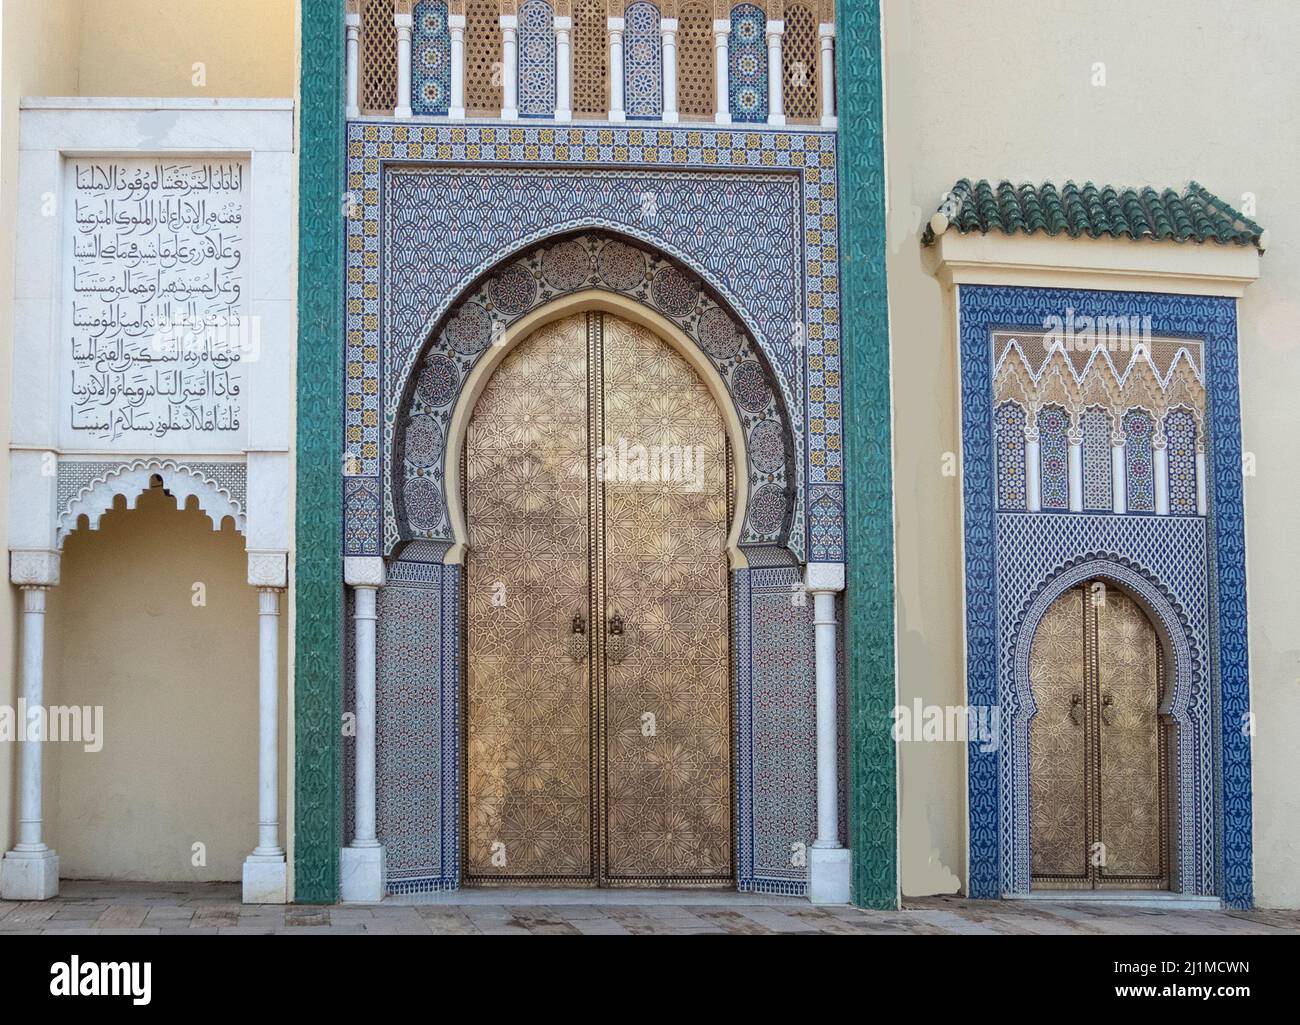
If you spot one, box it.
[766,19,784,39]
[344,556,387,588]
[247,550,289,589]
[10,549,60,588]
[805,562,845,593]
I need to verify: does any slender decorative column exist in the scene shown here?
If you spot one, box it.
[1153,431,1170,515]
[1024,424,1042,513]
[1112,429,1128,514]
[243,553,288,903]
[448,13,467,118]
[1,551,60,901]
[806,563,850,904]
[1067,426,1084,513]
[1196,442,1208,516]
[608,16,626,121]
[817,21,836,127]
[394,3,414,117]
[555,15,573,120]
[345,2,362,118]
[661,17,679,122]
[712,19,730,124]
[341,557,387,902]
[766,20,785,125]
[501,14,520,119]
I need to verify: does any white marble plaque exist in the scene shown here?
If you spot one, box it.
[61,157,252,449]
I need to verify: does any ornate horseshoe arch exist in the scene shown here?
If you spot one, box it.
[1005,554,1212,897]
[390,232,802,563]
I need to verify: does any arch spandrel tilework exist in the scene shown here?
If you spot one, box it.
[393,233,798,554]
[413,0,452,116]
[341,121,843,565]
[729,4,768,123]
[959,285,1252,908]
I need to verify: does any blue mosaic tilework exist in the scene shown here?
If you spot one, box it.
[959,284,1251,908]
[342,120,843,561]
[1166,408,1199,515]
[735,562,818,895]
[1081,407,1112,512]
[994,402,1027,510]
[624,2,663,119]
[1037,405,1070,511]
[1123,408,1156,513]
[729,5,768,123]
[412,1,451,116]
[518,0,556,117]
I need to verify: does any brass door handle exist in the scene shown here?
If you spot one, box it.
[607,611,627,664]
[567,613,588,662]
[1101,692,1114,726]
[1069,693,1082,726]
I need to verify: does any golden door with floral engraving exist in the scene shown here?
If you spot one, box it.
[465,311,732,886]
[1029,582,1171,890]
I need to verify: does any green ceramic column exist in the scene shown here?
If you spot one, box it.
[294,0,345,904]
[836,0,898,909]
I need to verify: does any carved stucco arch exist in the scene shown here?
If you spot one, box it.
[390,231,802,563]
[57,459,246,546]
[1004,554,1212,897]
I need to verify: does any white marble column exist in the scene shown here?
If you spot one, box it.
[1112,432,1128,514]
[766,20,785,126]
[608,17,626,121]
[342,557,387,902]
[345,5,362,118]
[555,16,573,120]
[395,8,414,117]
[448,13,467,118]
[713,20,731,124]
[661,17,679,122]
[1024,426,1042,513]
[501,15,520,119]
[242,553,288,903]
[806,563,849,904]
[818,22,836,127]
[1067,428,1084,513]
[1196,445,1208,516]
[1,551,60,901]
[1153,432,1170,515]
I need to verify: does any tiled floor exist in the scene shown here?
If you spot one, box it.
[0,881,1296,935]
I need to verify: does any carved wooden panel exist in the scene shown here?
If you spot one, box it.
[781,3,819,122]
[360,0,399,114]
[465,0,504,114]
[677,1,715,120]
[572,0,609,118]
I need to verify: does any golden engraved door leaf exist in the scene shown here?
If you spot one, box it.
[1029,582,1170,891]
[465,311,732,886]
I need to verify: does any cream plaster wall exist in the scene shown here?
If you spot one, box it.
[884,0,1300,906]
[42,486,288,882]
[0,0,82,861]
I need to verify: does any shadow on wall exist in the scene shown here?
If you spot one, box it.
[41,482,277,882]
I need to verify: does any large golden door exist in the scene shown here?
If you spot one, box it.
[464,311,732,886]
[1029,582,1171,890]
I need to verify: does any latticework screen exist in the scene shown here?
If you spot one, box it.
[572,0,608,118]
[676,2,714,119]
[465,0,503,114]
[782,3,819,122]
[360,0,399,114]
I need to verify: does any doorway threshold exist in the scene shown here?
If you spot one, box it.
[1008,891,1221,911]
[385,888,807,907]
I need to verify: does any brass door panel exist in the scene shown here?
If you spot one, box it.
[1029,582,1170,891]
[600,316,732,884]
[465,311,732,886]
[465,314,593,881]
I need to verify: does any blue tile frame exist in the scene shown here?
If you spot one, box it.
[959,284,1252,908]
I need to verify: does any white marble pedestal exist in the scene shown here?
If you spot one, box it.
[808,846,851,905]
[1,849,59,900]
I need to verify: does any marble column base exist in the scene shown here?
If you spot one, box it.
[1,848,59,900]
[340,844,387,903]
[241,854,288,904]
[808,846,851,905]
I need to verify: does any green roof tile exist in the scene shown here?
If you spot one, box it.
[921,179,1265,249]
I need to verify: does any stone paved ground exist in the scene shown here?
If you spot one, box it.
[0,882,1296,935]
